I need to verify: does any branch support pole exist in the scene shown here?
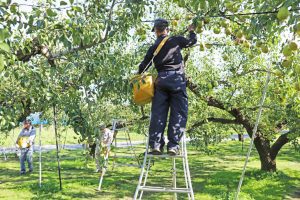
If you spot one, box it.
[53,104,62,190]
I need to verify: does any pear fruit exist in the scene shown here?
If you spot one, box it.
[282,59,292,68]
[277,7,290,21]
[256,40,263,47]
[171,20,178,27]
[294,82,300,91]
[294,65,300,74]
[289,42,298,51]
[282,45,292,57]
[261,45,269,53]
[220,20,229,28]
[225,28,232,35]
[203,17,210,24]
[243,41,251,48]
[294,23,300,35]
[236,30,243,38]
[213,27,221,34]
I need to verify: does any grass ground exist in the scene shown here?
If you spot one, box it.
[0,141,299,200]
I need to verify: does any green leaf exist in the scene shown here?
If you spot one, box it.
[10,4,17,13]
[0,29,10,41]
[60,1,67,6]
[0,54,4,72]
[73,6,83,12]
[46,8,57,17]
[69,0,74,4]
[0,42,10,53]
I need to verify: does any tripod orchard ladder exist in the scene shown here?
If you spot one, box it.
[97,119,140,191]
[134,132,194,200]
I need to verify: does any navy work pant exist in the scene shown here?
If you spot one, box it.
[149,71,188,150]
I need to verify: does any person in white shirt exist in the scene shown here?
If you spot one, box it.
[95,124,114,172]
[15,119,36,175]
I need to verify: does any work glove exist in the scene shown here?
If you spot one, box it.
[15,143,19,149]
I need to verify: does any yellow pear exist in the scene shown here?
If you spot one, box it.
[282,45,292,57]
[203,17,210,24]
[295,23,300,35]
[289,42,298,51]
[282,59,292,68]
[261,45,269,53]
[236,30,243,38]
[213,27,221,34]
[256,40,263,47]
[277,7,290,21]
[171,20,178,27]
[294,65,300,74]
[225,28,232,35]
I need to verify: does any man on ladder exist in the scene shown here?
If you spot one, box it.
[134,18,197,199]
[138,18,196,155]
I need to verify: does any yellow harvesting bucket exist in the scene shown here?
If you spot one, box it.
[131,74,155,105]
[18,137,30,148]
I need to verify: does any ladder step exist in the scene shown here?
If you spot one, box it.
[139,186,190,193]
[146,154,184,158]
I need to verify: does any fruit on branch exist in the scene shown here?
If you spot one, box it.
[203,17,210,24]
[220,20,229,28]
[282,59,292,68]
[236,30,243,39]
[261,45,269,53]
[256,40,263,47]
[277,7,290,21]
[225,28,232,35]
[289,42,298,51]
[213,27,221,34]
[294,23,300,35]
[171,20,178,27]
[282,45,292,57]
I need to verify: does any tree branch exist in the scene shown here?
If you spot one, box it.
[187,117,239,133]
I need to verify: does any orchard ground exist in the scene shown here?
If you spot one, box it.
[0,137,299,200]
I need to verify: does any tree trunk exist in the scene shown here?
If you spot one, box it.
[254,136,277,172]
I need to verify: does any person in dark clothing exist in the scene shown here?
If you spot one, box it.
[138,18,197,155]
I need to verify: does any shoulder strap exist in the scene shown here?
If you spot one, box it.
[154,36,169,56]
[141,36,169,74]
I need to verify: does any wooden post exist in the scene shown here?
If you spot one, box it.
[53,104,62,190]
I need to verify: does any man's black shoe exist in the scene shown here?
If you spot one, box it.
[28,169,33,173]
[167,148,179,156]
[20,171,26,175]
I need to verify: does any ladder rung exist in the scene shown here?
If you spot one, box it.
[113,163,140,167]
[111,156,137,158]
[139,186,190,193]
[146,154,184,158]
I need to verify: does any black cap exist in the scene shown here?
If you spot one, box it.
[151,18,169,32]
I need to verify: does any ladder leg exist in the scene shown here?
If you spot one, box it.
[126,129,141,167]
[183,134,194,200]
[134,137,150,200]
[138,157,152,200]
[182,141,191,200]
[98,151,109,191]
[172,157,177,200]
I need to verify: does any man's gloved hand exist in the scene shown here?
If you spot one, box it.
[188,24,195,32]
[15,143,19,148]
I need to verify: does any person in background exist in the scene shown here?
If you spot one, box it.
[15,119,36,175]
[95,124,114,173]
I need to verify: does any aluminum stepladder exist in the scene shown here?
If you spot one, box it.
[134,132,194,200]
[97,119,141,191]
